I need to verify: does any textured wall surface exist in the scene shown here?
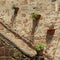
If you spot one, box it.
[0,0,60,60]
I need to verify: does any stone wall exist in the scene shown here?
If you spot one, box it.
[0,0,60,60]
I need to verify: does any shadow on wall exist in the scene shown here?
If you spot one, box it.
[46,34,54,43]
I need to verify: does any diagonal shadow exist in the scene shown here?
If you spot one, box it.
[0,21,32,47]
[0,33,32,58]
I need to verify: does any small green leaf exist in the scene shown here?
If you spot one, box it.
[35,42,46,50]
[12,4,16,9]
[50,24,54,29]
[31,13,37,19]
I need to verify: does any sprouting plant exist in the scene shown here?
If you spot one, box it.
[12,4,16,9]
[49,24,54,29]
[31,13,37,20]
[35,42,46,51]
[49,21,56,29]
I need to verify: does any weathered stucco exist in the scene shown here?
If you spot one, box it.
[0,0,60,60]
